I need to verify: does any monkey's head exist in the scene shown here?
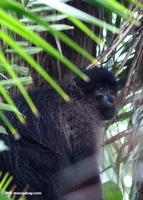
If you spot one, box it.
[75,67,118,120]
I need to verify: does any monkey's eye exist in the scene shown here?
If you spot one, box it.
[110,89,115,95]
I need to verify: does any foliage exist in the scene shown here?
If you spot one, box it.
[103,181,123,200]
[0,0,142,199]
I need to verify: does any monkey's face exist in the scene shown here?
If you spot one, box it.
[94,85,117,120]
[74,67,118,120]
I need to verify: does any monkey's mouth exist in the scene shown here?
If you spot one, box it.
[100,104,116,120]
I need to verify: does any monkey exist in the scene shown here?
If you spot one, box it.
[0,67,118,200]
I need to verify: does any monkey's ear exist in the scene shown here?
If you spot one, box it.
[74,68,96,94]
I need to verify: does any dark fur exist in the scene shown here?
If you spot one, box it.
[0,67,117,200]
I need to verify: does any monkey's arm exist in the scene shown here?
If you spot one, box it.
[0,133,59,196]
[0,150,10,172]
